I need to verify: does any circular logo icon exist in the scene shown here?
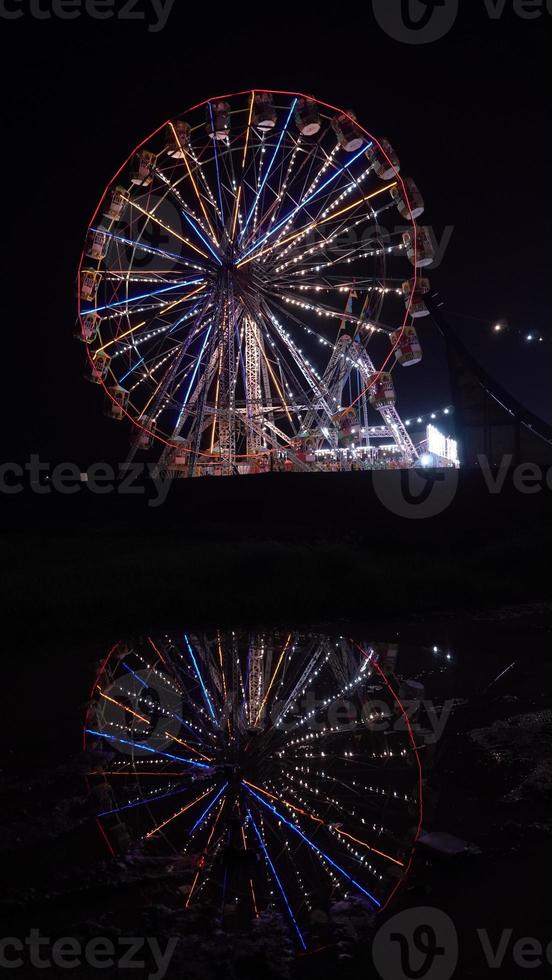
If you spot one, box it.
[372,906,458,980]
[96,668,183,757]
[103,191,185,276]
[372,0,459,45]
[372,469,459,519]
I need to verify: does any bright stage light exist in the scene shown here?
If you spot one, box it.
[427,424,460,467]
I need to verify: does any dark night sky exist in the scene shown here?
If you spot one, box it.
[3,3,551,462]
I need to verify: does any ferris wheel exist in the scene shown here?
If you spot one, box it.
[84,632,422,950]
[77,90,433,476]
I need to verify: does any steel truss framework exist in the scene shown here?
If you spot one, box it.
[84,632,422,949]
[77,90,424,476]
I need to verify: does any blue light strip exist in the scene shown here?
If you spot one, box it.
[168,300,207,336]
[176,324,213,427]
[120,356,145,382]
[115,300,208,381]
[85,729,212,769]
[174,712,196,733]
[97,782,196,818]
[245,785,381,907]
[90,227,200,268]
[183,634,218,722]
[239,98,298,241]
[238,142,371,264]
[122,661,148,687]
[189,782,228,834]
[247,807,307,950]
[82,278,204,316]
[182,212,222,265]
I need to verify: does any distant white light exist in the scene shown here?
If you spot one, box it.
[427,424,460,467]
[420,454,433,467]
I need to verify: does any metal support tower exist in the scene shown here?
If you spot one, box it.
[217,292,238,476]
[247,635,266,728]
[353,341,419,465]
[244,316,263,457]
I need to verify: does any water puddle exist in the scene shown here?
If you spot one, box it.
[3,626,551,975]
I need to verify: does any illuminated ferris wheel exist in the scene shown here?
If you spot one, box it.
[84,632,421,950]
[77,90,434,476]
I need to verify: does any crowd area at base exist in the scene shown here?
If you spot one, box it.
[190,452,413,477]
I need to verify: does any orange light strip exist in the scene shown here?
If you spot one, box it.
[138,370,171,420]
[103,270,201,275]
[185,797,225,908]
[243,780,323,823]
[142,647,213,763]
[244,780,403,866]
[255,325,293,427]
[97,689,150,726]
[140,351,194,420]
[136,292,207,420]
[164,732,213,763]
[164,281,208,312]
[237,224,307,266]
[334,828,404,868]
[122,194,210,261]
[242,91,255,168]
[216,630,227,702]
[237,182,396,268]
[94,771,193,777]
[254,633,292,726]
[169,122,218,245]
[98,282,206,363]
[230,93,254,242]
[319,182,397,225]
[145,785,216,839]
[147,636,172,672]
[230,185,242,242]
[96,320,146,353]
[241,823,259,916]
